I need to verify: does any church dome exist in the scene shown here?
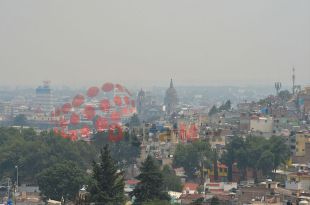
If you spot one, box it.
[164,79,178,114]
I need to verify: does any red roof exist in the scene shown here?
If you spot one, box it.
[207,183,220,187]
[183,182,199,191]
[218,163,228,169]
[126,179,140,185]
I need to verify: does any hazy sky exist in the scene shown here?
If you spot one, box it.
[0,0,309,88]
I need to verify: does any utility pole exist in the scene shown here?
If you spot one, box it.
[15,165,18,193]
[7,178,10,199]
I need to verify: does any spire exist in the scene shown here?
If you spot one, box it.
[170,78,174,88]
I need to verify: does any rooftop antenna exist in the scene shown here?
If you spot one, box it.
[274,82,282,96]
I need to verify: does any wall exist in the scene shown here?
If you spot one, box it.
[250,116,273,133]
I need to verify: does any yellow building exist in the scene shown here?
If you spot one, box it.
[206,162,228,182]
[295,132,310,157]
[159,125,178,143]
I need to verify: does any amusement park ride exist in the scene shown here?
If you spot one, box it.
[50,82,136,142]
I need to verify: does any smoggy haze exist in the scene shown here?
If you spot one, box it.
[0,0,309,88]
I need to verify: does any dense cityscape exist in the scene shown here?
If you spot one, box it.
[1,1,310,205]
[0,74,309,204]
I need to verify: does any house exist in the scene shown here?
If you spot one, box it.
[174,167,187,183]
[250,116,273,137]
[124,179,139,194]
[286,172,310,191]
[206,162,228,182]
[17,184,41,203]
[204,178,237,193]
[295,131,310,157]
[168,191,182,204]
[292,131,310,164]
[182,182,199,194]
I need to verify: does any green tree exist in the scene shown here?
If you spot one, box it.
[173,143,198,179]
[208,105,218,116]
[191,197,204,205]
[36,161,86,203]
[143,199,171,205]
[162,165,183,192]
[221,136,245,181]
[278,90,291,102]
[129,114,141,127]
[173,140,211,180]
[93,130,141,169]
[224,100,231,110]
[0,128,96,183]
[210,197,220,205]
[131,156,170,205]
[269,136,290,173]
[221,136,290,181]
[89,145,125,205]
[257,151,274,176]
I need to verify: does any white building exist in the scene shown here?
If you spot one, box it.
[250,116,273,136]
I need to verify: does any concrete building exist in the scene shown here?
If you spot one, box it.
[0,101,12,117]
[286,172,310,191]
[136,89,145,115]
[204,179,237,193]
[298,86,310,117]
[250,116,273,137]
[295,132,310,157]
[35,81,53,113]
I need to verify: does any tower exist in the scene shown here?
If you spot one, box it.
[292,67,295,95]
[136,89,145,114]
[35,81,53,113]
[274,82,282,96]
[164,79,178,115]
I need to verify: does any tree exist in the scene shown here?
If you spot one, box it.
[130,156,170,205]
[269,136,290,173]
[110,132,141,168]
[13,114,28,126]
[89,145,125,205]
[221,136,245,181]
[0,128,96,183]
[208,105,218,116]
[143,200,171,205]
[224,100,231,110]
[221,136,290,181]
[278,90,291,102]
[173,140,211,181]
[191,197,204,205]
[218,100,231,112]
[257,151,274,176]
[129,114,141,127]
[162,165,183,192]
[93,130,141,169]
[210,197,220,205]
[36,161,86,203]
